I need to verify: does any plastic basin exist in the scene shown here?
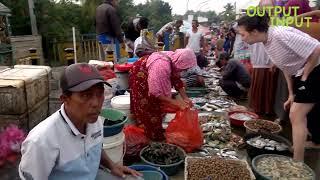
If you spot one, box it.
[129,165,169,180]
[244,132,292,159]
[140,171,162,180]
[115,63,133,72]
[128,57,139,63]
[139,143,186,176]
[100,108,128,137]
[244,119,282,134]
[228,110,259,126]
[252,154,316,180]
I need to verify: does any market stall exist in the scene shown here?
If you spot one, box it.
[99,59,316,180]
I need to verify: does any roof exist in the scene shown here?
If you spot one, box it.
[0,3,11,15]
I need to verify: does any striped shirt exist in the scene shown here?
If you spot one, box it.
[264,26,320,76]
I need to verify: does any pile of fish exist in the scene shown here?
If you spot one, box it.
[197,97,237,112]
[246,136,288,151]
[200,114,244,153]
[208,97,237,109]
[191,97,207,104]
[195,147,239,160]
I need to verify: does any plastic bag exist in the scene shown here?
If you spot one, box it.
[123,125,149,163]
[165,109,203,153]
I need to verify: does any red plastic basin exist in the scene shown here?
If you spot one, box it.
[115,63,133,72]
[228,110,259,126]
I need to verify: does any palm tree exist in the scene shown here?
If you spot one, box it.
[221,3,236,22]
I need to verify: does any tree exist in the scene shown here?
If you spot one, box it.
[34,0,82,37]
[136,0,172,31]
[220,3,236,22]
[1,0,31,35]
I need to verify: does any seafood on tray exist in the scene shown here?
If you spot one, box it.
[230,113,256,121]
[186,157,254,180]
[255,155,314,179]
[246,136,288,151]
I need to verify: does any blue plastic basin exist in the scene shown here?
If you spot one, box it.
[129,165,169,180]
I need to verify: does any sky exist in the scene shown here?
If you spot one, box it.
[132,0,261,15]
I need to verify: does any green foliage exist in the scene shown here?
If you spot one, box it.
[1,0,31,35]
[123,0,172,32]
[220,3,236,22]
[35,0,83,37]
[3,0,173,36]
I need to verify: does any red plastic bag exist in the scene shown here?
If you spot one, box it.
[123,125,149,163]
[165,109,203,153]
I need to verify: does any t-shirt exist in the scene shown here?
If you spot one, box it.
[186,30,203,53]
[263,26,320,76]
[19,104,104,180]
[222,60,251,86]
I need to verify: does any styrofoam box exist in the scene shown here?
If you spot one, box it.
[0,97,49,131]
[0,66,51,115]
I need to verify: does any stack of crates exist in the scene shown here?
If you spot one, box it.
[0,65,51,131]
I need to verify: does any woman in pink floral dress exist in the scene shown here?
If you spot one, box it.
[129,49,197,141]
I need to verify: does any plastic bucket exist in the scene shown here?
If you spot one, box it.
[115,71,129,90]
[103,132,124,144]
[103,132,125,165]
[111,95,130,115]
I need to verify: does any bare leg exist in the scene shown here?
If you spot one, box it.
[289,102,314,161]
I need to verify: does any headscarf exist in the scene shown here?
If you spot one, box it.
[170,48,197,70]
[145,48,196,97]
[146,48,197,70]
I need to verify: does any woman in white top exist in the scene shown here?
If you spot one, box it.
[237,14,320,161]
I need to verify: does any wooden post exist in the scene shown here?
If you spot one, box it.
[72,27,77,63]
[28,0,38,35]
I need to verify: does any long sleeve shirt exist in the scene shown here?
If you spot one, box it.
[95,1,123,42]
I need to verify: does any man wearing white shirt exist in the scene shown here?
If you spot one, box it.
[19,63,140,180]
[185,20,204,54]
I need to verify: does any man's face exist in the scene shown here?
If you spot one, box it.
[192,21,198,28]
[63,83,105,124]
[175,22,183,28]
[112,0,119,7]
[237,26,259,45]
